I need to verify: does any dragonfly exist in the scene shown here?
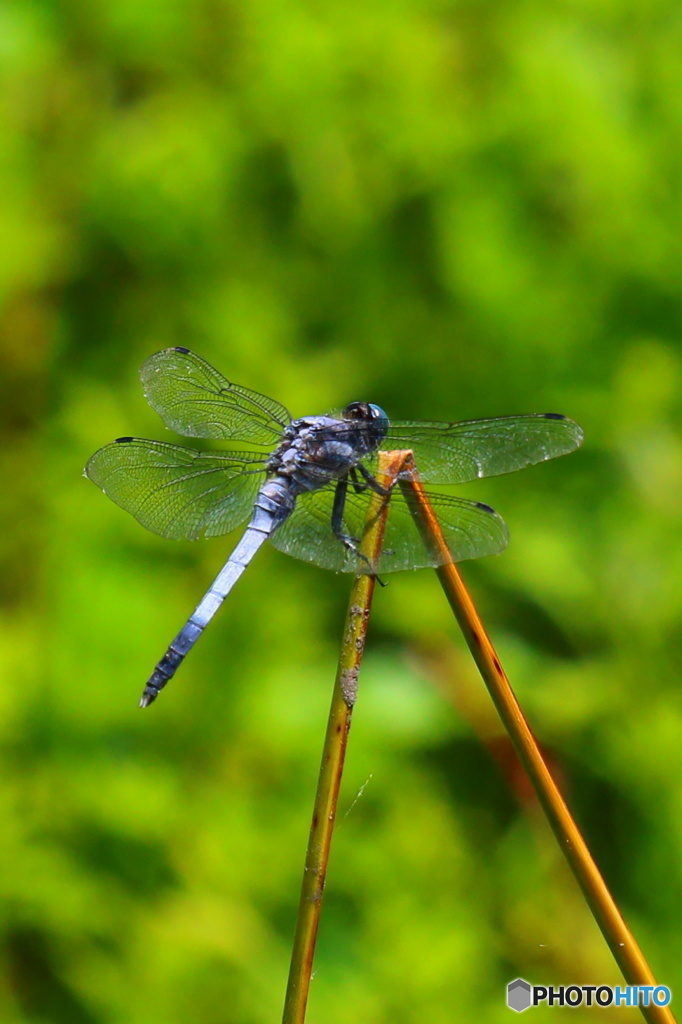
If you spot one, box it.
[85,347,583,707]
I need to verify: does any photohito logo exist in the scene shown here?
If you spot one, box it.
[506,979,672,1012]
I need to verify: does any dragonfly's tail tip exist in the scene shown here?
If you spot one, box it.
[139,690,156,709]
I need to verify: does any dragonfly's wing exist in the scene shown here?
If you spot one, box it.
[140,347,291,444]
[271,485,508,573]
[376,414,583,484]
[85,438,266,540]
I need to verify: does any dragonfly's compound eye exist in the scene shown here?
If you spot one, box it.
[368,404,389,441]
[343,401,372,421]
[342,402,389,447]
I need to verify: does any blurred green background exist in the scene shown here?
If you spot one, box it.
[2,0,682,1021]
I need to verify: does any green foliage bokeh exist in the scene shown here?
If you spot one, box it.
[2,1,682,1021]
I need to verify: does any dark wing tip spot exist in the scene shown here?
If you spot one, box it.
[115,436,134,443]
[476,501,496,514]
[543,412,566,420]
[173,346,190,354]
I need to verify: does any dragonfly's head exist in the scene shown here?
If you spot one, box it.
[342,401,389,450]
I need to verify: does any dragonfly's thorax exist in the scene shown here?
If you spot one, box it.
[265,411,387,493]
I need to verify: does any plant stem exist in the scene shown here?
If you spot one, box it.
[401,463,676,1024]
[282,451,409,1024]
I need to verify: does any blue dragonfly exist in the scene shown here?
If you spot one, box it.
[85,348,583,707]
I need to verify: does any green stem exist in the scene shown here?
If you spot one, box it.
[282,451,408,1024]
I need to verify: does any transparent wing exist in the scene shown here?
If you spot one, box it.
[374,414,583,484]
[271,485,508,573]
[85,438,266,540]
[140,347,291,444]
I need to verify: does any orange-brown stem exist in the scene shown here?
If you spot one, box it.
[400,460,675,1024]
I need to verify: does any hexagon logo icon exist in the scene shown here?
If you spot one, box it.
[507,978,532,1012]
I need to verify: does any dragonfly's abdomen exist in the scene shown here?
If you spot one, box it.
[140,476,296,707]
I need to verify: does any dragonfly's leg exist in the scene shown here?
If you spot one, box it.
[331,478,377,576]
[356,462,391,496]
[349,468,369,494]
[331,479,388,585]
[331,477,358,547]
